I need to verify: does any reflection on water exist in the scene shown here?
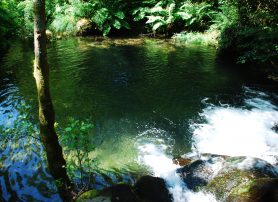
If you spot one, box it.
[0,38,277,201]
[0,137,61,201]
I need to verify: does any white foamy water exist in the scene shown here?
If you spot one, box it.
[192,88,278,165]
[136,88,277,202]
[136,132,217,202]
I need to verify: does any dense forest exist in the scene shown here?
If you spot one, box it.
[1,0,278,64]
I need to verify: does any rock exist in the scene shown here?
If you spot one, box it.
[77,184,139,202]
[177,154,226,190]
[76,190,102,202]
[134,175,172,202]
[177,159,215,190]
[108,184,139,202]
[173,157,192,166]
[227,178,278,202]
[75,19,98,36]
[272,122,278,132]
[206,168,264,200]
[177,154,278,202]
[177,154,278,201]
[77,176,172,202]
[46,30,53,40]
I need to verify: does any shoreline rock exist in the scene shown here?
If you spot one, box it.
[177,154,278,201]
[77,175,172,202]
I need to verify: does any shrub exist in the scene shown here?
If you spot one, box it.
[133,0,216,35]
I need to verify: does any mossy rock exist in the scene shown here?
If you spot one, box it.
[227,178,278,202]
[76,190,101,202]
[206,168,260,200]
[205,156,278,201]
[76,176,172,202]
[76,184,139,202]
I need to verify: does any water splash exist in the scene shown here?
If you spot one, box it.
[191,87,278,165]
[136,129,216,202]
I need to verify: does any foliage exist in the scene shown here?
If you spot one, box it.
[0,0,21,37]
[58,118,96,187]
[210,1,239,31]
[49,0,131,36]
[218,0,278,64]
[220,26,278,64]
[50,0,94,35]
[91,6,130,36]
[133,0,216,34]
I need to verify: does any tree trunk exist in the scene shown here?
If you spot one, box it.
[33,0,72,201]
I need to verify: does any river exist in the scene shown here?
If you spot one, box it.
[0,37,277,201]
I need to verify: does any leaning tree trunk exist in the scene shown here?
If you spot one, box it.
[33,0,72,201]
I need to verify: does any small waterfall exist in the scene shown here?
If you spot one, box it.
[136,87,278,202]
[137,140,217,202]
[191,87,278,165]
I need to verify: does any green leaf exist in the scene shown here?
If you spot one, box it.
[103,25,111,36]
[146,16,163,24]
[176,12,192,20]
[121,20,131,29]
[152,21,164,31]
[65,127,72,132]
[113,19,121,29]
[114,11,125,20]
[93,8,109,27]
[150,6,164,13]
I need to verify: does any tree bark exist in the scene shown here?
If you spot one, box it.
[33,0,72,201]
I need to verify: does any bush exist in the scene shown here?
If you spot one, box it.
[132,0,216,35]
[58,118,97,187]
[217,0,278,64]
[0,0,21,37]
[219,26,278,64]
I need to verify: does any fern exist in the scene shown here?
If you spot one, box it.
[91,6,130,36]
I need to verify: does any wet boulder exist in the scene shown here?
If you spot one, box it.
[205,157,278,201]
[177,154,226,190]
[76,184,139,202]
[77,175,172,202]
[173,156,193,167]
[227,178,278,202]
[134,175,172,202]
[272,122,278,133]
[177,154,278,201]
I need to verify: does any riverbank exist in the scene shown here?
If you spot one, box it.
[1,0,277,67]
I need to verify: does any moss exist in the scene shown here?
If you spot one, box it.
[76,190,100,201]
[227,178,278,202]
[206,169,257,200]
